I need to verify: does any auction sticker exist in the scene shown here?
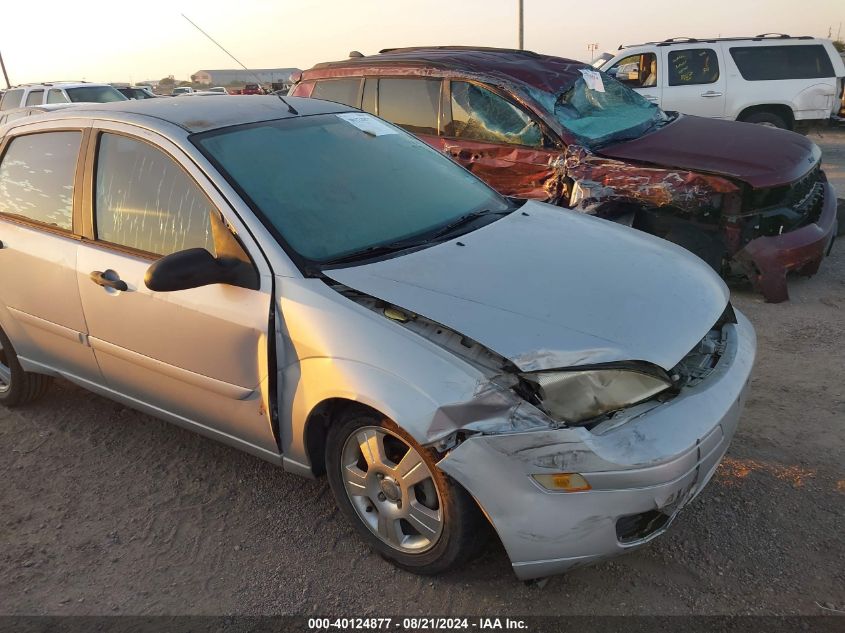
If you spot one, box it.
[337,112,398,136]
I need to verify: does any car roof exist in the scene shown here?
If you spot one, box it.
[32,95,353,133]
[17,82,113,90]
[306,46,587,96]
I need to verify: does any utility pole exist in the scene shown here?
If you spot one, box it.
[587,42,599,62]
[518,0,524,50]
[0,51,10,89]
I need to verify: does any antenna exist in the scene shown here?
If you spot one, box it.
[180,13,298,115]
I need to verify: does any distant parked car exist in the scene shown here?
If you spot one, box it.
[242,83,263,95]
[0,96,755,581]
[0,82,126,110]
[206,86,230,94]
[117,86,157,100]
[292,46,839,302]
[172,87,196,96]
[599,34,845,129]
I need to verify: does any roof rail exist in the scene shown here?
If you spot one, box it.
[378,45,540,57]
[619,34,814,49]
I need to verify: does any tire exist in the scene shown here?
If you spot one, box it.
[0,327,52,407]
[325,409,486,575]
[741,111,788,130]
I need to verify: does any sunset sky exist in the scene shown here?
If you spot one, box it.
[2,0,843,85]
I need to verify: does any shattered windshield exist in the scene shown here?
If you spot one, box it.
[194,113,510,264]
[553,71,667,148]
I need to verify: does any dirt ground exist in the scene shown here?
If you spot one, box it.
[2,130,845,618]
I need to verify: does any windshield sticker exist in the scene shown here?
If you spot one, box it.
[337,112,398,136]
[579,69,605,93]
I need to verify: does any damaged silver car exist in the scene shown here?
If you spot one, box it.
[0,96,756,579]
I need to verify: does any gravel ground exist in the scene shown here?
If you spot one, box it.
[2,130,845,617]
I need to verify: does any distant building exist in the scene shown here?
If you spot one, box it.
[191,68,300,89]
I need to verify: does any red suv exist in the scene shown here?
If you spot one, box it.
[291,46,838,302]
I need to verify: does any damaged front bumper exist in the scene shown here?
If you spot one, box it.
[437,311,756,580]
[734,181,838,303]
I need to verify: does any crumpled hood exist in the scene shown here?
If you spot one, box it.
[325,201,729,372]
[597,114,821,189]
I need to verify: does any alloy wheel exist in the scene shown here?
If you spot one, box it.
[340,426,443,553]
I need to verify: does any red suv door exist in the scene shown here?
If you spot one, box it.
[438,80,564,202]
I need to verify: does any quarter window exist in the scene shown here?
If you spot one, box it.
[377,78,440,136]
[608,53,658,88]
[448,81,542,147]
[0,131,81,231]
[729,45,835,80]
[311,78,362,107]
[47,89,69,104]
[25,90,44,106]
[95,133,215,256]
[667,49,720,86]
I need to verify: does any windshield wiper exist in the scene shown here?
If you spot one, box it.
[320,208,511,267]
[429,208,507,240]
[319,236,433,266]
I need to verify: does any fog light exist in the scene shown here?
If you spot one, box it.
[532,473,591,492]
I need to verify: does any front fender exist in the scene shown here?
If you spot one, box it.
[280,357,454,475]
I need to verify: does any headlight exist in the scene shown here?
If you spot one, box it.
[524,368,672,424]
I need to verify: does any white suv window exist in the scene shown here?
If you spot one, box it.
[0,131,82,231]
[0,89,24,110]
[47,89,69,104]
[729,45,835,80]
[667,49,720,86]
[608,53,658,88]
[94,133,216,256]
[24,90,44,106]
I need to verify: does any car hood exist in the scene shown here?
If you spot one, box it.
[324,201,729,372]
[597,114,821,189]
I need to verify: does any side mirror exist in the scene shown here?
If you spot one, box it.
[144,248,230,292]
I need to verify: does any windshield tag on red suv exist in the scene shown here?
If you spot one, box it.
[579,69,605,92]
[337,112,397,137]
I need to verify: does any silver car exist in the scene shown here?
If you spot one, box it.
[0,97,755,580]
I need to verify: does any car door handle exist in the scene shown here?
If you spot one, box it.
[90,269,128,292]
[643,95,659,102]
[700,91,723,98]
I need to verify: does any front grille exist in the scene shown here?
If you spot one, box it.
[744,165,825,237]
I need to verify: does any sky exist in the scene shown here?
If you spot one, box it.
[2,0,844,85]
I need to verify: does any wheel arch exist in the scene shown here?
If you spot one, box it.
[279,357,462,478]
[736,103,795,129]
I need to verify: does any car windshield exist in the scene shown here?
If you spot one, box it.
[553,72,667,148]
[66,86,127,103]
[194,113,510,264]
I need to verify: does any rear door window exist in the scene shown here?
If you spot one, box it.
[0,131,82,230]
[0,89,24,110]
[47,89,69,104]
[25,90,44,106]
[447,81,543,147]
[94,133,215,256]
[667,49,720,86]
[729,45,835,80]
[377,78,441,135]
[311,78,362,107]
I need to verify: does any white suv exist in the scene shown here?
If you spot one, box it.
[0,82,126,111]
[599,35,845,129]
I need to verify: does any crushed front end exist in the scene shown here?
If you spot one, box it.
[730,165,838,303]
[437,309,756,580]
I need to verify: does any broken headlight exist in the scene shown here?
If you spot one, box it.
[523,368,672,424]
